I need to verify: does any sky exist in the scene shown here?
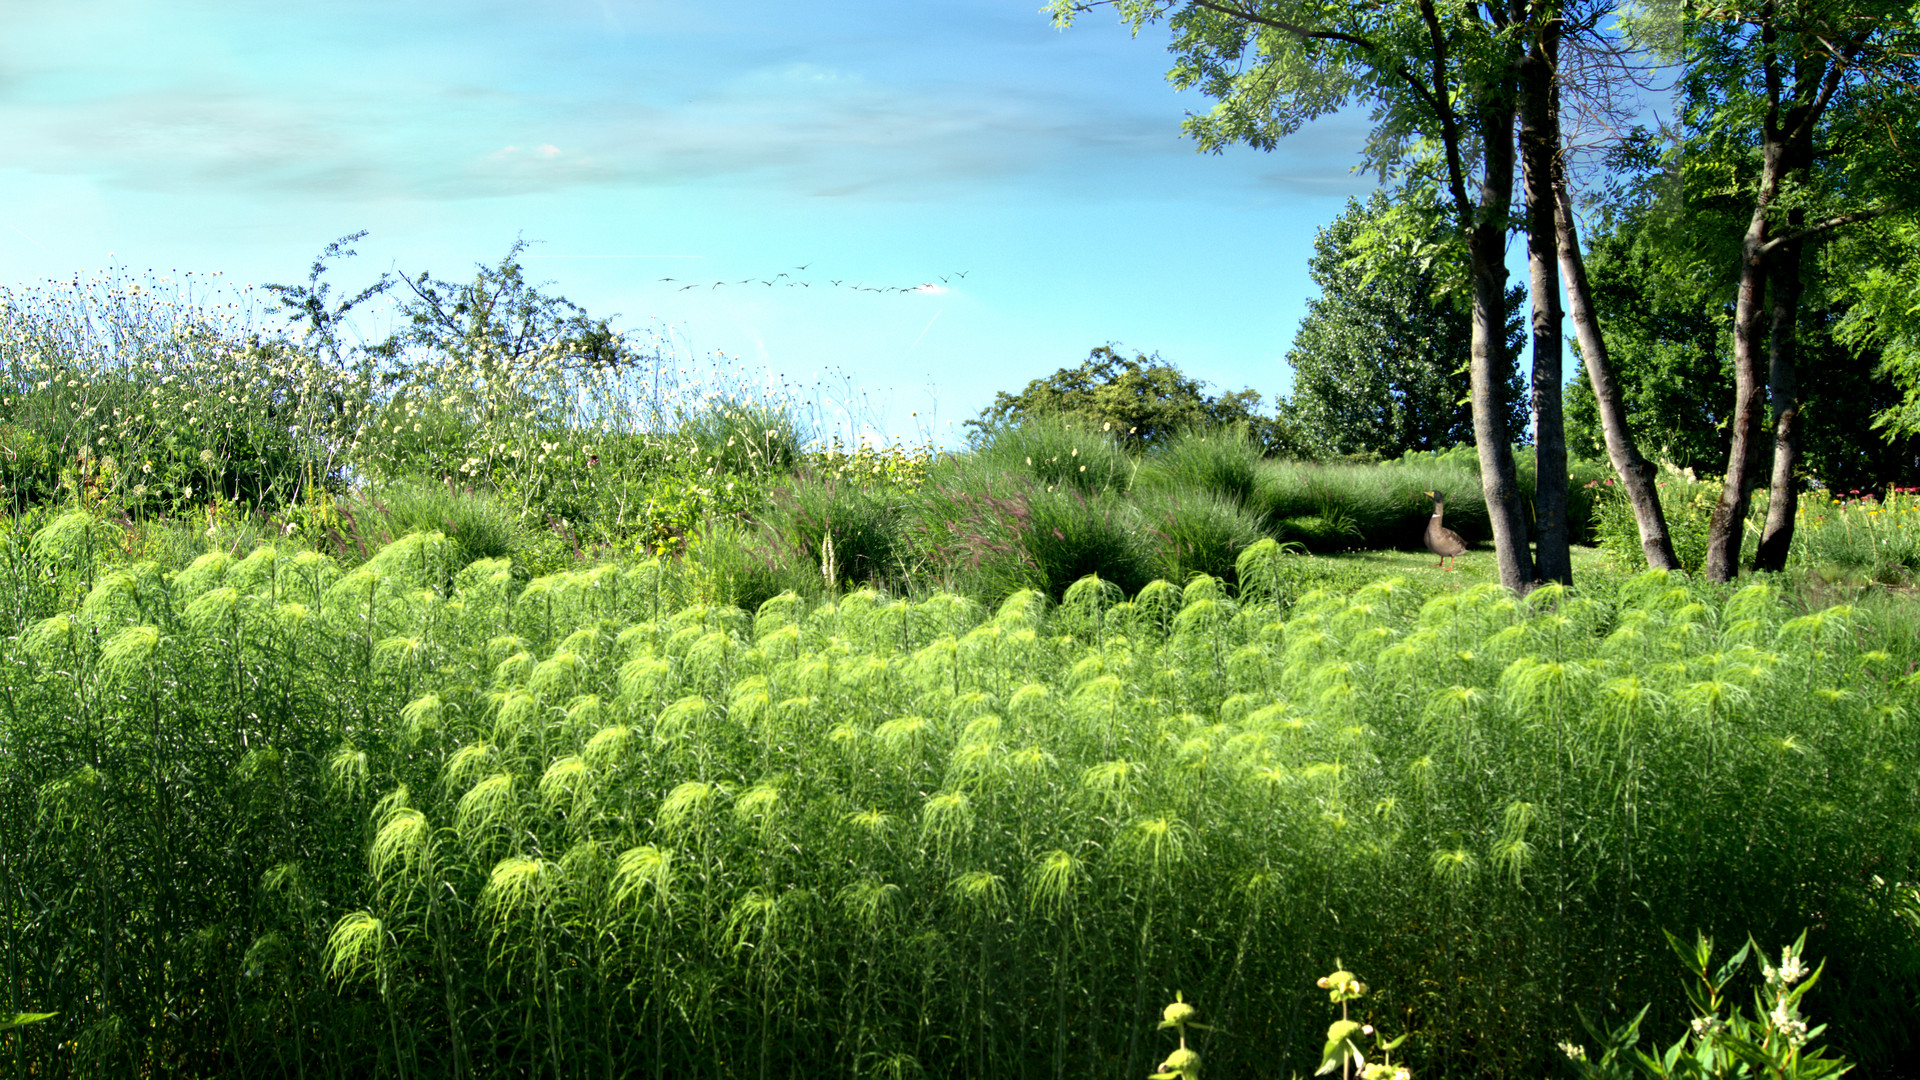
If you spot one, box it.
[0,0,1391,444]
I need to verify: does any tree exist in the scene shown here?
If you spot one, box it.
[391,237,647,382]
[968,346,1300,453]
[1566,172,1920,499]
[263,230,394,373]
[1049,0,1560,589]
[1282,191,1527,458]
[1641,0,1920,580]
[1841,217,1920,432]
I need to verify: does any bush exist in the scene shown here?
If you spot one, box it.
[1134,486,1268,586]
[1133,425,1264,506]
[1020,484,1158,600]
[341,480,526,566]
[752,475,909,593]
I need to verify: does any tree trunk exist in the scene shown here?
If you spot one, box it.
[1469,93,1536,591]
[1521,23,1571,584]
[1552,169,1681,572]
[1704,139,1785,583]
[1753,212,1807,572]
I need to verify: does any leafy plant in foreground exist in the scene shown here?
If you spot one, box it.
[1566,932,1849,1080]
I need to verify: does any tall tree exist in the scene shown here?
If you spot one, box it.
[1537,4,1685,571]
[1840,218,1920,432]
[1567,168,1920,504]
[1282,191,1527,458]
[1520,7,1576,582]
[1648,0,1920,580]
[1049,0,1545,587]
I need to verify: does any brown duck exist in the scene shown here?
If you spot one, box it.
[1423,490,1467,570]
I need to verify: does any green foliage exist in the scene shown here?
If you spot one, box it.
[1282,192,1526,459]
[5,526,1919,1078]
[753,475,911,593]
[966,413,1134,494]
[328,479,546,572]
[380,236,649,380]
[1590,470,1722,573]
[1843,218,1920,435]
[1136,487,1268,586]
[1134,425,1265,507]
[0,271,355,515]
[969,347,1295,454]
[1246,448,1607,554]
[1567,172,1920,491]
[1568,932,1850,1080]
[1589,478,1920,582]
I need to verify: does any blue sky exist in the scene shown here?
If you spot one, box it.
[0,0,1387,443]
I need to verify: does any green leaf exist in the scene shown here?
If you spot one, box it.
[1318,1020,1364,1076]
[0,1012,56,1031]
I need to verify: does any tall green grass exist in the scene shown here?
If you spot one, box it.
[3,525,1916,1079]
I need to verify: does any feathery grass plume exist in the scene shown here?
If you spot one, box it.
[20,611,78,664]
[656,779,719,836]
[733,780,784,840]
[838,878,902,930]
[538,755,591,812]
[481,855,558,925]
[399,691,443,741]
[654,694,712,745]
[582,722,635,771]
[78,568,142,627]
[947,869,1008,915]
[324,911,388,982]
[370,807,434,883]
[454,772,517,840]
[1027,848,1085,916]
[443,741,496,791]
[98,624,161,684]
[12,515,1920,1076]
[919,790,974,853]
[609,844,673,910]
[327,745,370,797]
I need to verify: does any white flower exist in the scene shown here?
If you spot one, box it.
[1557,1042,1586,1062]
[1776,948,1809,986]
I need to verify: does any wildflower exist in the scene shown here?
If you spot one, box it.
[1690,1014,1726,1039]
[1771,947,1809,987]
[1558,1042,1586,1062]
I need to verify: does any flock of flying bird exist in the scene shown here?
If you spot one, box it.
[657,265,969,293]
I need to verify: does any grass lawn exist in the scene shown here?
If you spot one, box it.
[1318,542,1620,584]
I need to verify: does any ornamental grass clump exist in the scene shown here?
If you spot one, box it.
[4,534,1920,1079]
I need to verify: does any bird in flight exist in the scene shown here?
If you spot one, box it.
[657,267,970,294]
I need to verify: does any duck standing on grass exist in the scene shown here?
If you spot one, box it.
[1423,490,1467,570]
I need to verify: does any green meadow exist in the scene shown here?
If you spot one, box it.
[2,268,1919,1079]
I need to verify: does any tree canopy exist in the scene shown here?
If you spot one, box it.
[1282,191,1526,459]
[968,347,1298,453]
[1568,171,1920,493]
